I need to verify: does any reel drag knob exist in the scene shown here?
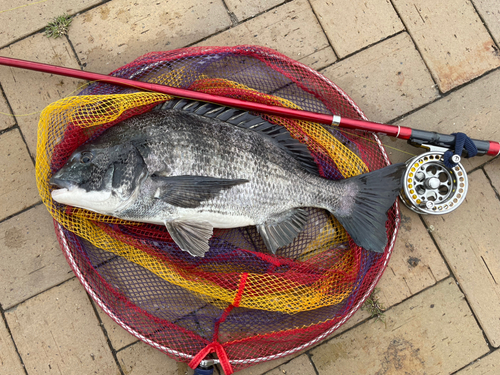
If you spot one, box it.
[400,150,468,215]
[424,177,440,190]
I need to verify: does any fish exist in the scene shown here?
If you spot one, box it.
[50,99,405,257]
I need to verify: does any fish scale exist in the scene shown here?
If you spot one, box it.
[50,99,405,257]
[136,114,310,211]
[135,116,310,218]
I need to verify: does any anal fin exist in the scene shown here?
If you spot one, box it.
[257,208,308,254]
[165,220,213,257]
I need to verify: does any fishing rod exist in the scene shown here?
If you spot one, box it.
[0,56,498,215]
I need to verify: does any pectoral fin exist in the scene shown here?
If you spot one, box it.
[257,208,308,254]
[151,175,248,208]
[165,220,214,257]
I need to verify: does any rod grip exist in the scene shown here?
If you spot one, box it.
[409,129,498,156]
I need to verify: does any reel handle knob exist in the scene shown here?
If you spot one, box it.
[420,201,435,210]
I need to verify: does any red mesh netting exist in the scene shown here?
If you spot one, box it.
[43,46,399,374]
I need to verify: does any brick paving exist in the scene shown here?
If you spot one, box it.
[0,1,499,374]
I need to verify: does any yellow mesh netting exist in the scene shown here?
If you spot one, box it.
[36,77,369,314]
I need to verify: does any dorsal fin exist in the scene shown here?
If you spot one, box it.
[156,99,319,176]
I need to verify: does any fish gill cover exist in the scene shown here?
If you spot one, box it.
[35,45,399,374]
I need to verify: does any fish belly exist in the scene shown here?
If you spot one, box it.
[174,209,255,228]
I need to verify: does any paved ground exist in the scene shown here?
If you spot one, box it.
[1,0,500,374]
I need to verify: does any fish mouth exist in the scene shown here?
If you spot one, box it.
[51,188,70,201]
[49,176,79,201]
[49,176,77,191]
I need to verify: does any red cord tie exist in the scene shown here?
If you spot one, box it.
[189,342,233,374]
[189,273,248,374]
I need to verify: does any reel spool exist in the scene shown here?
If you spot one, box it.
[400,147,468,215]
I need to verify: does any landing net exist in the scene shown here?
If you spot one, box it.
[36,45,399,374]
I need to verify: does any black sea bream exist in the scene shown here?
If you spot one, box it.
[50,99,405,257]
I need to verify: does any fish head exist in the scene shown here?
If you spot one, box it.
[50,141,147,215]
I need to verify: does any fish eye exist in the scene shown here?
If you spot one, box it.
[80,152,93,164]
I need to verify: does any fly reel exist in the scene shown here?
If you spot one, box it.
[400,148,468,215]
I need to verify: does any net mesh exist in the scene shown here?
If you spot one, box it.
[36,45,399,373]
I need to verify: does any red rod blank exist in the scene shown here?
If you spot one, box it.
[0,56,498,156]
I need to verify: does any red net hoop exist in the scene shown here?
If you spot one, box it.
[39,45,400,374]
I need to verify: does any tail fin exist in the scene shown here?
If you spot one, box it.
[333,163,405,253]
